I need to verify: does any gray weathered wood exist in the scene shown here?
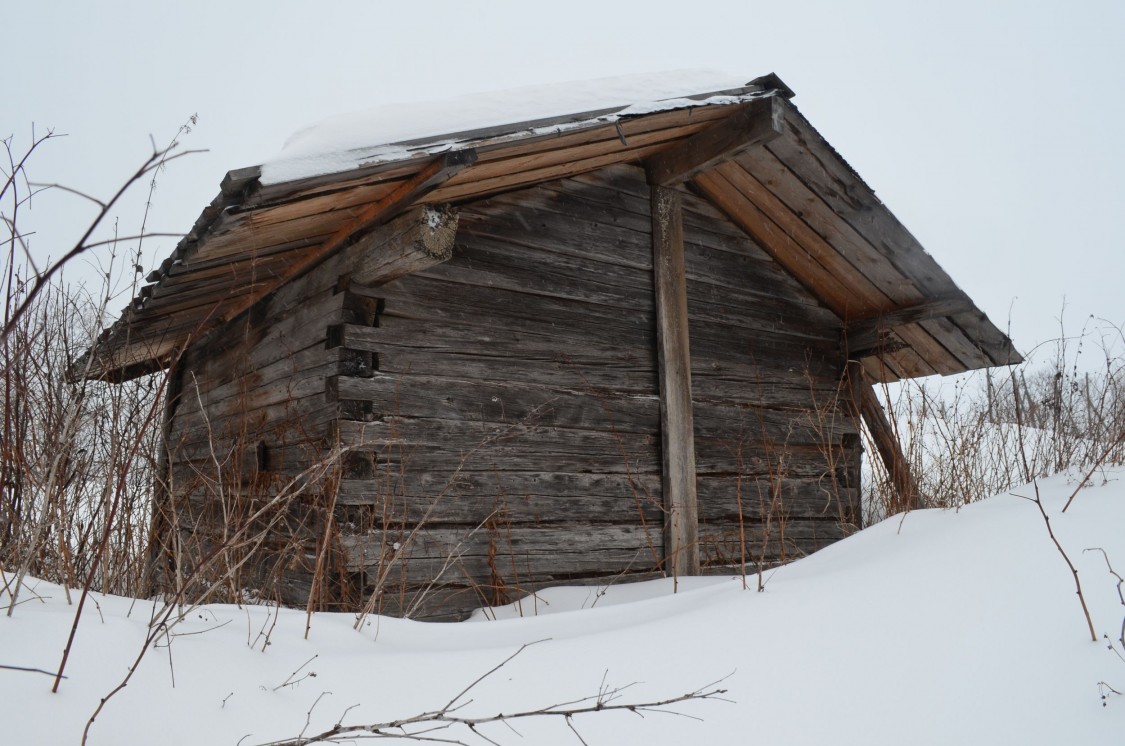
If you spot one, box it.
[844,296,976,356]
[157,165,870,620]
[651,185,699,577]
[846,361,918,512]
[344,204,459,286]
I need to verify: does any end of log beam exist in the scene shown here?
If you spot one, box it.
[175,151,476,353]
[347,204,460,287]
[644,96,784,186]
[843,296,976,358]
[220,165,263,199]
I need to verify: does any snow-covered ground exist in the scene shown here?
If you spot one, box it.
[3,471,1123,745]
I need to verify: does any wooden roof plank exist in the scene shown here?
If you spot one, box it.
[83,86,1019,382]
[424,140,677,204]
[766,100,969,308]
[893,326,949,377]
[707,161,893,316]
[860,354,903,384]
[136,282,271,319]
[947,311,1022,366]
[646,96,784,186]
[692,167,857,316]
[241,179,403,230]
[735,147,927,308]
[918,317,994,371]
[441,121,713,188]
[713,156,962,374]
[156,253,297,290]
[191,150,476,339]
[250,99,740,208]
[846,296,974,340]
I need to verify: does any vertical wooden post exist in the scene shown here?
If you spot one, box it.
[845,361,919,513]
[651,185,700,577]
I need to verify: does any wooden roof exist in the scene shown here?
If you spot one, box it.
[79,74,1020,382]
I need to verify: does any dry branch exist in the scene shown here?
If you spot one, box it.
[252,642,731,746]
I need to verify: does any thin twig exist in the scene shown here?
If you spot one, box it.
[249,642,732,746]
[0,664,67,679]
[3,147,203,340]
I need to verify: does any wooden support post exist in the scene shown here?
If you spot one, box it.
[845,361,919,513]
[651,185,700,577]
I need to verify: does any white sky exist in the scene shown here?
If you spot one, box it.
[5,0,1123,361]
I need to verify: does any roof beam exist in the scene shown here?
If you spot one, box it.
[645,96,784,186]
[844,296,976,356]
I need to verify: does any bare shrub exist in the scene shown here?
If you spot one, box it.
[1,130,171,605]
[864,317,1125,521]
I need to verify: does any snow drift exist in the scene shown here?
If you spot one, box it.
[2,471,1123,745]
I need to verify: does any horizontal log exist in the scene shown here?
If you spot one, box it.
[340,524,665,578]
[463,185,833,321]
[688,322,839,374]
[424,244,654,315]
[696,476,859,522]
[339,515,844,587]
[168,397,338,452]
[334,470,662,515]
[451,228,652,290]
[371,273,657,345]
[690,363,846,408]
[330,471,853,525]
[699,519,848,567]
[692,399,857,443]
[334,417,661,475]
[342,204,459,286]
[332,372,660,434]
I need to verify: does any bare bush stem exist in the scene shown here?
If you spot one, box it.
[251,642,731,746]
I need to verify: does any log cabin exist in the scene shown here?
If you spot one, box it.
[78,74,1020,619]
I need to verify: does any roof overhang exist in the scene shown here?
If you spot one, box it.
[76,74,1020,382]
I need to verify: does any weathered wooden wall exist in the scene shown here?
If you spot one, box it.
[332,167,664,619]
[159,163,862,620]
[161,241,365,606]
[678,179,862,570]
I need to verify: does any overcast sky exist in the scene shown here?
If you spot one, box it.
[5,0,1123,364]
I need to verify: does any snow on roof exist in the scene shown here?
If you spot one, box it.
[261,70,752,185]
